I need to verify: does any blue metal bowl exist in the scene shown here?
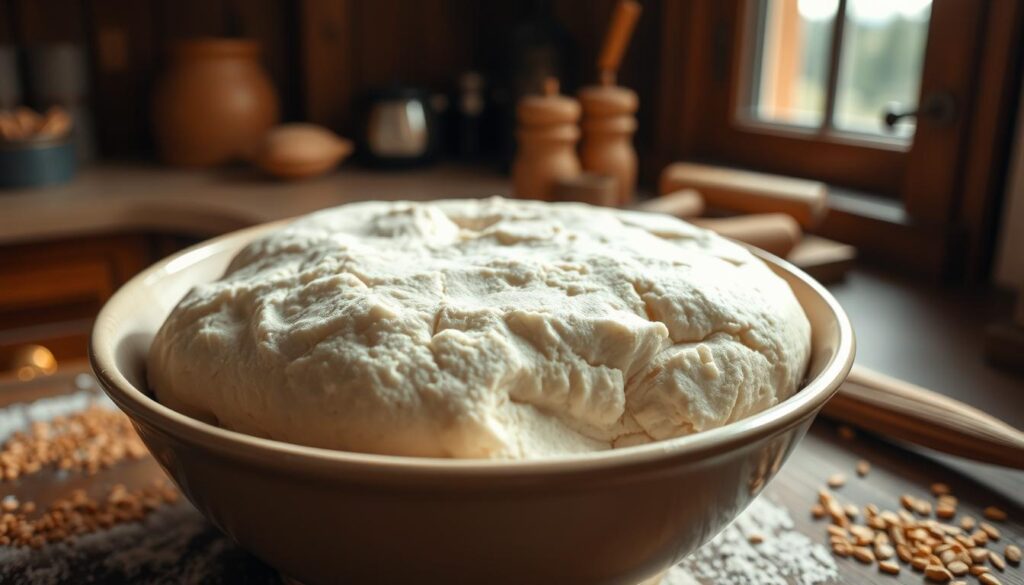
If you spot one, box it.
[0,138,76,189]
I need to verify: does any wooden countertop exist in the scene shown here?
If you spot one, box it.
[0,163,511,245]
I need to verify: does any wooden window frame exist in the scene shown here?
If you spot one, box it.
[655,0,1024,281]
[694,0,930,196]
[736,0,917,151]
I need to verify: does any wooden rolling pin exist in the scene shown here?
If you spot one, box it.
[634,195,800,256]
[633,189,705,218]
[826,365,1024,469]
[660,162,829,229]
[690,213,803,258]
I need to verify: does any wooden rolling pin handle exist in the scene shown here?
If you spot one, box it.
[690,213,803,258]
[597,0,642,79]
[633,189,705,218]
[825,365,1024,469]
[659,163,829,229]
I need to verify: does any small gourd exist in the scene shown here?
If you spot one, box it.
[254,123,353,180]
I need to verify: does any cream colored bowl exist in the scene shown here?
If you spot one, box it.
[91,221,855,585]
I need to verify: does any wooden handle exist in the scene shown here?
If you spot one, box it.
[659,162,829,229]
[597,0,642,83]
[690,213,802,258]
[824,365,1024,469]
[633,189,705,218]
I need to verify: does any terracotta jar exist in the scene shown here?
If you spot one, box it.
[579,85,638,205]
[152,39,279,167]
[512,80,581,200]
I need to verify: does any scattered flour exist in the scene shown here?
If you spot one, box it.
[669,495,838,585]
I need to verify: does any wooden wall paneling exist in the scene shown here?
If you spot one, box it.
[653,0,683,166]
[350,0,403,90]
[655,0,712,169]
[351,0,476,90]
[553,0,609,92]
[157,0,229,40]
[616,0,661,184]
[900,1,984,225]
[234,0,298,120]
[0,0,13,44]
[87,0,158,156]
[300,0,354,133]
[301,0,478,135]
[955,0,1024,282]
[10,0,85,43]
[471,2,530,74]
[400,0,474,90]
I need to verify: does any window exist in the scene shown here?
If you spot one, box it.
[671,0,988,198]
[657,0,1022,279]
[745,0,932,144]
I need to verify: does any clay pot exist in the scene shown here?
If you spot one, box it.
[152,39,279,167]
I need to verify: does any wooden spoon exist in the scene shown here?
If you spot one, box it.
[826,365,1024,469]
[597,0,642,86]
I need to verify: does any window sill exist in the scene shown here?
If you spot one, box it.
[827,187,909,225]
[815,187,955,280]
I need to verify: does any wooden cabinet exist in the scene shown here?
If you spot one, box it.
[0,233,193,375]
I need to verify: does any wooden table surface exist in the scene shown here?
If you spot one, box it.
[0,365,1020,584]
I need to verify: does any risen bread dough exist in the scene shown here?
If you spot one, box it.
[148,198,811,459]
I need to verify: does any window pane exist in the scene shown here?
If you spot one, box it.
[834,0,931,138]
[749,0,837,127]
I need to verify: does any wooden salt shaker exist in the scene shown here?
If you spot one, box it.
[579,79,638,205]
[512,78,581,200]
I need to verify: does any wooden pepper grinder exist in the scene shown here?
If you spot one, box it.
[579,0,641,206]
[512,77,581,200]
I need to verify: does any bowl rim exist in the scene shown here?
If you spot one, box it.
[90,219,856,479]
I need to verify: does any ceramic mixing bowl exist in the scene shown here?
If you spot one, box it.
[91,221,855,585]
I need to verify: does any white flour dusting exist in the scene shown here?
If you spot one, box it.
[0,390,114,442]
[669,495,838,585]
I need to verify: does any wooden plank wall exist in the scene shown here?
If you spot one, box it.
[299,0,663,167]
[0,0,667,171]
[0,0,298,157]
